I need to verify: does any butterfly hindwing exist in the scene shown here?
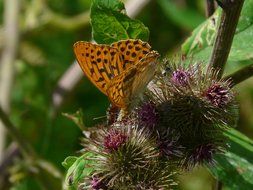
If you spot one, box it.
[74,41,123,94]
[74,40,160,111]
[107,66,137,109]
[107,51,160,109]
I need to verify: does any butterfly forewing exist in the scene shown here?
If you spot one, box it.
[111,39,152,70]
[74,41,123,94]
[74,39,160,111]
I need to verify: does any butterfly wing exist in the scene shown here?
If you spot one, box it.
[106,69,135,109]
[73,41,124,94]
[111,39,152,71]
[74,40,159,111]
[107,51,160,109]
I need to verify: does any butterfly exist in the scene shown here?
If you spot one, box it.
[73,39,160,112]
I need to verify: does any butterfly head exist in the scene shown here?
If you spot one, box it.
[143,50,160,64]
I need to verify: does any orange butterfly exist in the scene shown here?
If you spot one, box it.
[73,39,159,112]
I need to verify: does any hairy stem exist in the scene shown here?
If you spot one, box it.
[209,0,244,78]
[223,63,253,87]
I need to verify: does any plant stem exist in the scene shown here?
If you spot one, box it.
[0,106,62,189]
[206,0,216,17]
[0,0,20,162]
[215,180,223,190]
[0,106,36,158]
[0,143,20,175]
[0,143,20,188]
[45,10,90,31]
[223,63,253,87]
[209,0,244,79]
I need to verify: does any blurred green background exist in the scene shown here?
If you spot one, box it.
[0,0,252,189]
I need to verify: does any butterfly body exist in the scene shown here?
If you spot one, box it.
[74,39,159,115]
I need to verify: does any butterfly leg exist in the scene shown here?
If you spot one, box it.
[116,108,129,122]
[106,104,120,125]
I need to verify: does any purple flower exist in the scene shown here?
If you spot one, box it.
[171,69,191,86]
[91,177,107,190]
[103,129,127,151]
[188,143,217,166]
[205,84,229,107]
[138,102,159,129]
[157,129,184,159]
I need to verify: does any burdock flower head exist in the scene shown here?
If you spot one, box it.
[82,123,176,189]
[90,176,107,190]
[136,101,160,129]
[135,100,184,161]
[142,58,238,168]
[157,128,184,159]
[171,69,192,86]
[103,128,127,152]
[188,143,219,166]
[204,83,230,108]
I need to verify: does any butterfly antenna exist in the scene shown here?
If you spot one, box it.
[93,115,107,120]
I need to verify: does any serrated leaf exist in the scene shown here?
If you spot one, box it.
[208,129,253,190]
[181,9,220,55]
[92,0,125,11]
[64,153,95,190]
[181,0,253,74]
[90,0,149,44]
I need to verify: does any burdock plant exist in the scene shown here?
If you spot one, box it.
[81,122,176,189]
[135,58,238,168]
[72,57,238,190]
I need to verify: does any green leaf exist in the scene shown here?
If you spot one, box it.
[208,129,253,189]
[181,0,253,74]
[91,0,125,11]
[157,0,205,30]
[62,156,78,169]
[64,153,95,190]
[62,109,86,130]
[90,0,149,44]
[181,9,221,55]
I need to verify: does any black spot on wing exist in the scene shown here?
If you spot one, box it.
[132,52,137,58]
[143,50,149,54]
[101,83,106,88]
[133,40,139,45]
[135,46,141,51]
[96,77,104,82]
